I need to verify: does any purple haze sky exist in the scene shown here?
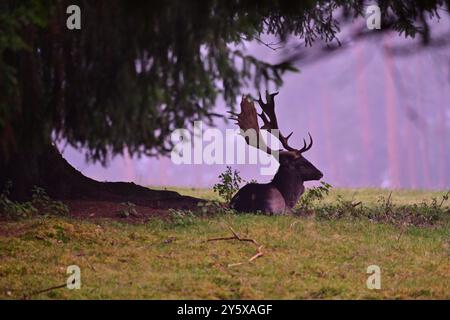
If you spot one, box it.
[61,16,450,190]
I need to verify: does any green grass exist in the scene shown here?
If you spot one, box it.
[0,188,449,299]
[163,186,450,206]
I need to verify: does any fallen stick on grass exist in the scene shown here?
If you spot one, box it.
[227,262,243,267]
[206,226,264,265]
[23,283,66,299]
[248,245,264,262]
[207,226,259,245]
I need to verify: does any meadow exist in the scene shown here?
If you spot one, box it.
[0,187,448,299]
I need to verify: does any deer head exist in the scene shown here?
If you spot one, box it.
[228,91,323,213]
[229,91,323,182]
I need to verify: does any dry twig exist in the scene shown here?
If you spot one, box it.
[23,283,66,299]
[207,226,264,265]
[249,245,264,262]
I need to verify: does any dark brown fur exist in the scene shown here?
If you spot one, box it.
[230,153,322,214]
[229,92,323,214]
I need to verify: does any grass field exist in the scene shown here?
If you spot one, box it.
[0,188,449,299]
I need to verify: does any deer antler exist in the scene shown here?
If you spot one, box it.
[228,95,276,155]
[229,92,313,155]
[298,132,313,153]
[256,91,297,152]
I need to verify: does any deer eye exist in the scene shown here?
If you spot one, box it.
[296,163,305,169]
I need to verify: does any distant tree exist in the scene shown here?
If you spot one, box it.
[0,0,447,202]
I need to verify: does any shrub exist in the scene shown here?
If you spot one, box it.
[0,182,68,220]
[314,191,450,227]
[297,181,333,210]
[213,166,243,204]
[116,202,139,218]
[31,186,69,217]
[168,209,198,227]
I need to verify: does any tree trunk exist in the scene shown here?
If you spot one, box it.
[0,144,201,210]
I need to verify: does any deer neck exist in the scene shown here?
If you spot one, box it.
[270,167,305,208]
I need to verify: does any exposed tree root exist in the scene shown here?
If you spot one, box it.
[1,144,203,210]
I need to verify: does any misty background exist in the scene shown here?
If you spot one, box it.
[61,15,450,190]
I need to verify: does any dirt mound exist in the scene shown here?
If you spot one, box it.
[61,182,205,221]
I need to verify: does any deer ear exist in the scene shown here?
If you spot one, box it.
[278,152,296,166]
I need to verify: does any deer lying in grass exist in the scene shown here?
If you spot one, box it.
[228,92,323,214]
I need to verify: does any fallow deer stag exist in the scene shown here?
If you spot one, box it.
[228,91,323,214]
